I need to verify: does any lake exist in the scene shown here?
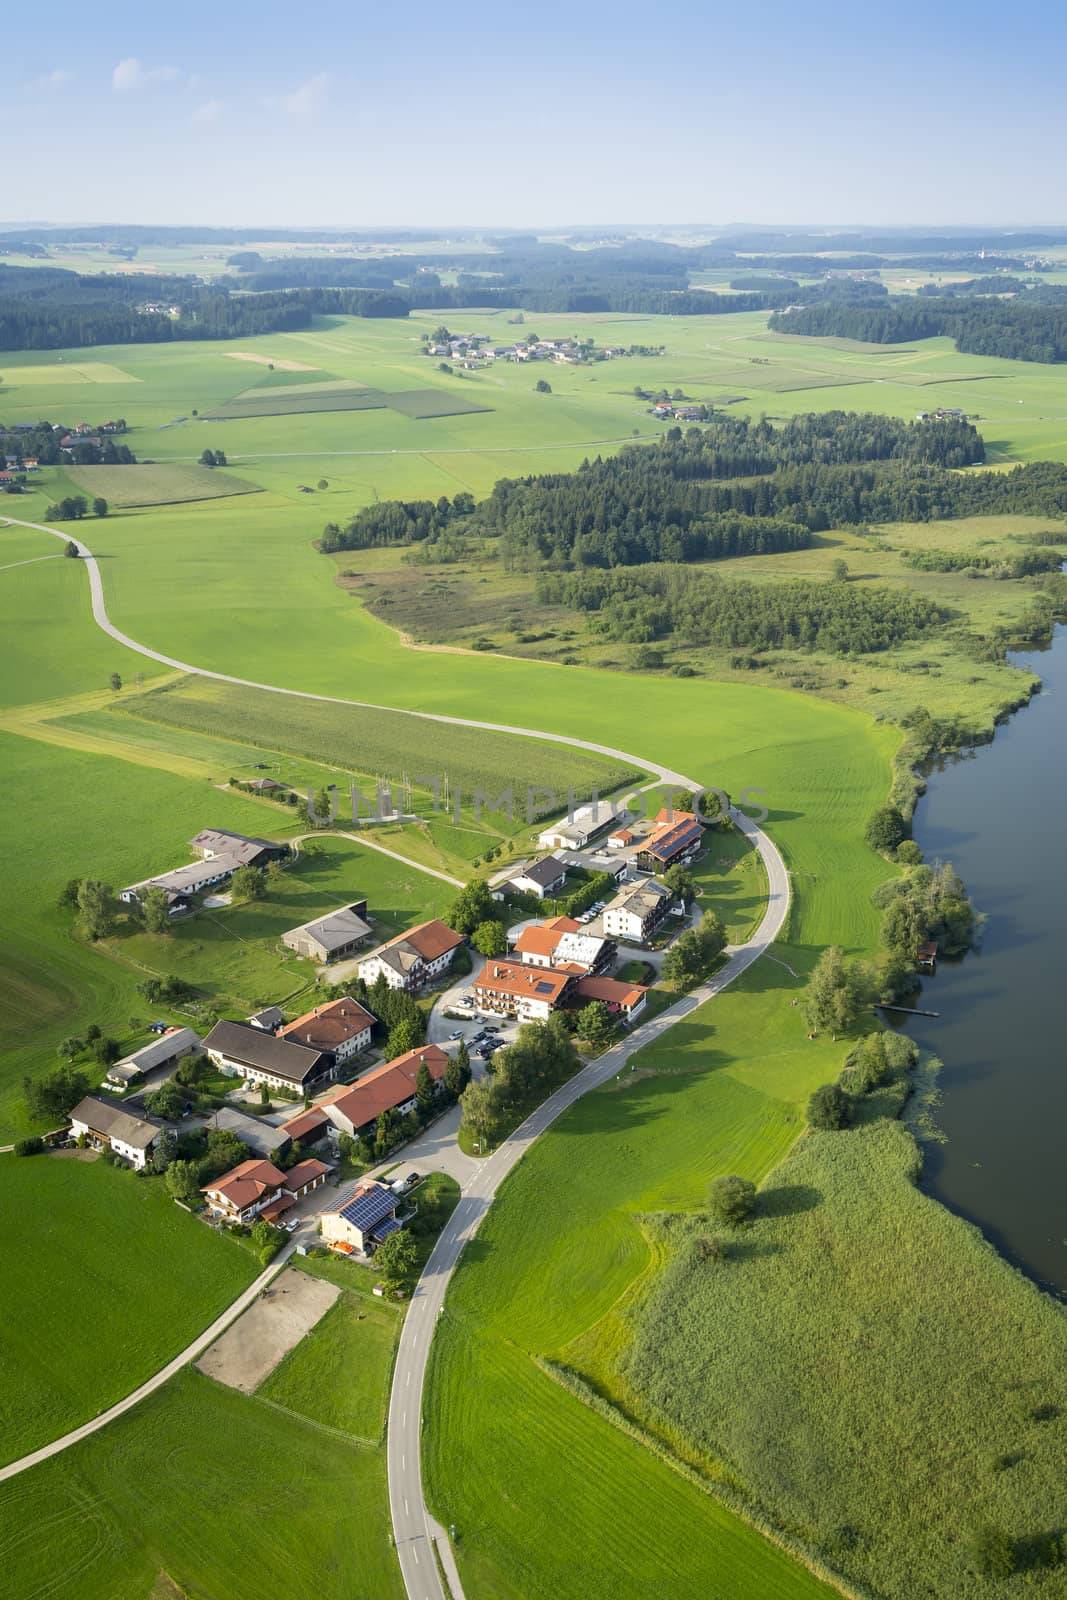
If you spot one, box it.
[907,628,1067,1299]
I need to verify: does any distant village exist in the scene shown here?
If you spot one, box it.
[421,328,665,369]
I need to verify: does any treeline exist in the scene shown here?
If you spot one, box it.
[769,293,1067,362]
[536,564,947,654]
[321,412,985,564]
[901,547,1064,577]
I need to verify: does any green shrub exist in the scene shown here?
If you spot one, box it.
[14,1136,45,1157]
[807,1082,851,1130]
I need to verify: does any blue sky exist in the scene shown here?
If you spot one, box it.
[9,0,1067,227]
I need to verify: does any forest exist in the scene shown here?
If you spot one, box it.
[769,290,1067,362]
[320,412,988,563]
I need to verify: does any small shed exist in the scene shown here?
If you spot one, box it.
[916,941,938,971]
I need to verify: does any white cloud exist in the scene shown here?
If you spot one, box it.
[29,68,74,91]
[192,99,224,125]
[112,57,184,92]
[280,73,330,117]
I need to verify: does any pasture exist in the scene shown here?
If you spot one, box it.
[258,1289,401,1442]
[0,1368,403,1600]
[0,1155,257,1467]
[65,461,260,506]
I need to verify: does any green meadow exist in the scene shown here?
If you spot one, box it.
[0,1368,403,1600]
[0,1155,257,1466]
[258,1289,401,1443]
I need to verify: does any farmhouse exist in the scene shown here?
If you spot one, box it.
[281,901,372,964]
[248,1005,284,1033]
[537,801,620,851]
[104,1025,201,1089]
[201,1156,331,1223]
[203,1019,335,1093]
[356,919,463,991]
[470,958,574,1021]
[278,1105,332,1147]
[120,828,285,909]
[278,997,375,1061]
[636,810,704,871]
[507,855,568,899]
[320,1181,402,1254]
[189,829,284,865]
[321,1044,449,1139]
[68,1096,160,1170]
[574,973,648,1023]
[601,880,672,945]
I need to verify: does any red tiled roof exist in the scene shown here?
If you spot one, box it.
[203,1158,286,1209]
[513,925,564,959]
[279,1106,330,1141]
[575,974,648,1010]
[542,916,581,933]
[642,813,704,861]
[402,919,464,961]
[473,959,572,1005]
[279,997,375,1051]
[325,1045,448,1130]
[283,1158,329,1192]
[260,1194,296,1222]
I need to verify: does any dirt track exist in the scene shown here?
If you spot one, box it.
[196,1268,338,1393]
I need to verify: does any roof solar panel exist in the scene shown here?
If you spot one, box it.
[535,980,554,994]
[339,1185,396,1231]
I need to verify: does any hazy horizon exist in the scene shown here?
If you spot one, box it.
[11,0,1066,230]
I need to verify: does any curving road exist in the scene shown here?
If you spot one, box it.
[5,513,791,1598]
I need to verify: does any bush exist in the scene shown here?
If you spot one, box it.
[707,1173,756,1226]
[14,1136,45,1157]
[967,1524,1015,1580]
[808,1082,852,1130]
[865,805,908,854]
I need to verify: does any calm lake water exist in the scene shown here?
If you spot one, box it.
[906,627,1067,1300]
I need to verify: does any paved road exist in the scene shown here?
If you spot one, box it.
[0,1238,299,1484]
[8,514,692,794]
[5,512,791,1596]
[387,807,790,1600]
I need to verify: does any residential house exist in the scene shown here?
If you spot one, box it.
[278,997,375,1062]
[207,1106,291,1162]
[469,958,574,1022]
[601,880,672,945]
[69,1096,160,1170]
[321,1044,449,1139]
[635,810,704,872]
[508,856,568,900]
[320,1181,402,1254]
[537,801,621,851]
[574,973,648,1024]
[281,901,372,964]
[513,919,614,974]
[104,1026,202,1089]
[356,919,463,991]
[201,1156,330,1223]
[203,1019,335,1093]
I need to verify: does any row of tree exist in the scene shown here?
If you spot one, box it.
[769,293,1067,363]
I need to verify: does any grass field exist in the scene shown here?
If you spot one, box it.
[206,386,388,418]
[0,1155,257,1466]
[625,1108,1067,1599]
[259,1289,401,1442]
[65,462,261,506]
[0,1368,403,1600]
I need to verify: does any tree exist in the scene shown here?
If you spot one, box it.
[375,1227,418,1293]
[967,1525,1015,1580]
[166,1159,202,1205]
[535,378,552,393]
[23,1063,90,1122]
[575,1000,614,1046]
[662,911,727,988]
[664,863,697,905]
[91,1034,120,1066]
[200,448,217,467]
[459,1077,503,1148]
[215,450,228,466]
[14,1136,45,1157]
[807,1082,852,1131]
[708,1173,756,1226]
[415,1060,436,1120]
[803,946,866,1038]
[141,885,171,934]
[92,497,108,518]
[56,1036,84,1060]
[471,919,507,957]
[109,672,122,693]
[317,478,329,490]
[447,877,496,936]
[830,557,849,581]
[145,1078,186,1121]
[444,1042,470,1101]
[57,877,82,910]
[77,878,115,941]
[865,805,908,854]
[230,864,267,902]
[64,540,79,558]
[150,1128,179,1173]
[387,1016,422,1060]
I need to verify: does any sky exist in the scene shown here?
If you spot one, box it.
[9,0,1067,229]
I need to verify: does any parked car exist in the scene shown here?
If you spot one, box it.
[448,1029,464,1040]
[285,1219,299,1233]
[406,1171,422,1187]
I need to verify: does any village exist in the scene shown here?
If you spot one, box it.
[52,794,713,1289]
[420,327,664,369]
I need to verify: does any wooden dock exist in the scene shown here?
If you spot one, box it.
[876,1003,940,1018]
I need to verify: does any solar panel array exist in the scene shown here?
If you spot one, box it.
[339,1185,396,1232]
